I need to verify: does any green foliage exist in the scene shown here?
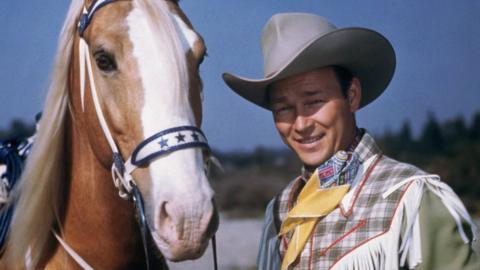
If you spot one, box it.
[371,112,480,215]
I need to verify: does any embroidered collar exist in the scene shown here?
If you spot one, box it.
[300,129,382,189]
[317,151,360,188]
[301,128,364,182]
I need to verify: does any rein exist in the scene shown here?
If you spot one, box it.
[54,1,218,269]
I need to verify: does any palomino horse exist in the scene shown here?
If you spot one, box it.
[1,0,218,268]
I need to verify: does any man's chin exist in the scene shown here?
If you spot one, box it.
[299,154,329,170]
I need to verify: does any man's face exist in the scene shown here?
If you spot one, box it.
[269,67,361,169]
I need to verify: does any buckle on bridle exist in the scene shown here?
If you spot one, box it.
[111,152,133,199]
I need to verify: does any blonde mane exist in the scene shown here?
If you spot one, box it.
[6,0,190,268]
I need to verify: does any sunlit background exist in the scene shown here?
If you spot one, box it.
[1,1,479,269]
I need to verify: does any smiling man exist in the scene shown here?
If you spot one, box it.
[269,67,360,171]
[223,13,479,270]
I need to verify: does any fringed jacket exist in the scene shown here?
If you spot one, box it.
[257,132,479,270]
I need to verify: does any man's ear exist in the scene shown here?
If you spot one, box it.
[347,77,362,112]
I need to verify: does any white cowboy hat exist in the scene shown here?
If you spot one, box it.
[222,13,396,110]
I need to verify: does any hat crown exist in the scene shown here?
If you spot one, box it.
[262,13,337,77]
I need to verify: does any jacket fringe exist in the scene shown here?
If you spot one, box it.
[332,175,478,270]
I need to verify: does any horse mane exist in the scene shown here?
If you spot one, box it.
[6,0,190,267]
[6,0,87,267]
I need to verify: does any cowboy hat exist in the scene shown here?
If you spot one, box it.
[222,13,396,110]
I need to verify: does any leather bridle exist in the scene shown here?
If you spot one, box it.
[55,1,219,269]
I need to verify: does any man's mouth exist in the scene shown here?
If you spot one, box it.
[297,135,323,144]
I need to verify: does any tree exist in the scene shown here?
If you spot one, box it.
[443,116,468,143]
[419,112,444,154]
[470,111,480,141]
[399,120,413,149]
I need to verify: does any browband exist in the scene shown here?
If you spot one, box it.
[78,0,115,37]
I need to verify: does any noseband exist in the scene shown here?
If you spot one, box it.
[56,1,218,269]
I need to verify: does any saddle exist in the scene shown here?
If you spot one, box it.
[0,115,39,250]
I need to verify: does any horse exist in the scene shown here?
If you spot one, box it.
[0,0,218,268]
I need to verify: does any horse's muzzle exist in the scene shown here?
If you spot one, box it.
[151,197,218,261]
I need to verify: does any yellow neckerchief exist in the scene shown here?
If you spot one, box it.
[279,133,362,269]
[279,170,351,269]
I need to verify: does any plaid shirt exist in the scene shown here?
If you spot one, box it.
[275,132,429,269]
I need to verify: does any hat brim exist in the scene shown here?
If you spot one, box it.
[222,27,396,110]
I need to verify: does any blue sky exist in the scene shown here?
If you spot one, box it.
[1,0,479,151]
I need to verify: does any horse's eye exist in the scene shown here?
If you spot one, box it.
[94,51,117,72]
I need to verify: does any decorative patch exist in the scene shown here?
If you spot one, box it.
[318,166,334,180]
[317,150,360,189]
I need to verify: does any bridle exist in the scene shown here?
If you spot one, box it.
[78,0,211,200]
[54,0,219,269]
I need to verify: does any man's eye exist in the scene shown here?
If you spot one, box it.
[306,100,323,107]
[274,106,291,114]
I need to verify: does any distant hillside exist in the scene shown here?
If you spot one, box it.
[209,111,480,217]
[2,111,480,217]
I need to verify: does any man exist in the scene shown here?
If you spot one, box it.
[222,13,479,269]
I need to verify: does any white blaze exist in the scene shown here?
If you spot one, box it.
[126,5,213,222]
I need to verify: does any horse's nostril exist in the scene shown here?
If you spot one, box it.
[159,201,168,221]
[152,198,219,260]
[158,202,170,232]
[158,201,184,240]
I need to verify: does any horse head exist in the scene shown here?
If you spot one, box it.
[68,0,218,261]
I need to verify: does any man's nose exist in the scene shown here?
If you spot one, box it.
[293,114,313,134]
